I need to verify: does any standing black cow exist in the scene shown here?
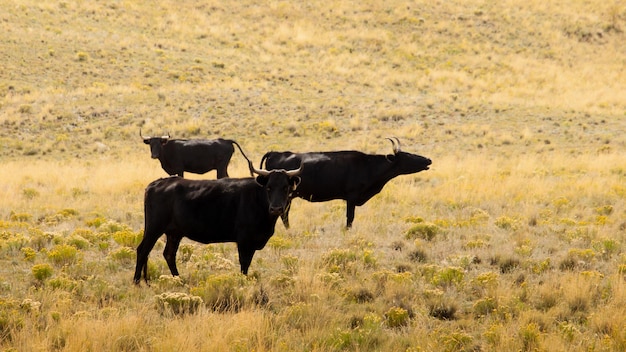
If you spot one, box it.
[140,130,243,178]
[133,162,302,285]
[259,138,431,228]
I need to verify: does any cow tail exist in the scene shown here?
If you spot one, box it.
[259,153,269,169]
[230,140,254,176]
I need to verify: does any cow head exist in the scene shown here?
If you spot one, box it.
[385,137,432,174]
[251,163,302,216]
[140,129,170,159]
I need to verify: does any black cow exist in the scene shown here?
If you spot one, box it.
[259,138,431,228]
[133,162,302,285]
[140,130,243,178]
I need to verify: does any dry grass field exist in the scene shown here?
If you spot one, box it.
[1,0,625,351]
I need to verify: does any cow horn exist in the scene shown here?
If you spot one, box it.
[393,137,402,152]
[161,132,170,139]
[250,162,271,176]
[285,163,303,177]
[250,162,303,177]
[139,129,150,140]
[386,137,400,154]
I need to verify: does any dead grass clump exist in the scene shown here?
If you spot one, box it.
[345,287,375,303]
[408,248,428,263]
[427,297,458,321]
[491,255,521,274]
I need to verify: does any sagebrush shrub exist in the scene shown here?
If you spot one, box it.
[47,244,79,266]
[31,264,53,282]
[405,223,439,241]
[154,292,203,316]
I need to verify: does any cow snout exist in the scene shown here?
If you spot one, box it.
[269,206,284,216]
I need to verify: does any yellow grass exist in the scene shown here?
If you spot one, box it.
[1,0,625,350]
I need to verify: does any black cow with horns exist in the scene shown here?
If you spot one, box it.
[259,137,432,228]
[133,160,303,285]
[140,129,243,178]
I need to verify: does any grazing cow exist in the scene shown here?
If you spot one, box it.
[133,162,302,285]
[140,130,243,178]
[259,138,431,228]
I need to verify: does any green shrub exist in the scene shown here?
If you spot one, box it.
[57,208,79,218]
[432,266,465,288]
[1,233,28,253]
[29,229,53,250]
[495,216,519,230]
[76,51,89,61]
[405,223,439,241]
[67,235,90,250]
[471,271,499,295]
[267,234,293,250]
[9,212,31,222]
[465,239,487,249]
[85,216,106,228]
[0,299,24,343]
[362,249,377,268]
[156,275,185,290]
[322,248,358,272]
[48,276,80,292]
[154,292,203,316]
[22,188,39,200]
[32,264,53,282]
[18,104,32,114]
[100,220,128,234]
[473,297,498,318]
[109,247,136,263]
[190,273,249,312]
[519,323,541,351]
[179,244,194,262]
[21,247,36,261]
[19,299,41,312]
[112,230,142,248]
[317,272,344,288]
[47,244,79,266]
[592,238,620,259]
[385,306,409,328]
[281,254,299,274]
[438,331,475,352]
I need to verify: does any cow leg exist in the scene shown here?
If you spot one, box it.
[237,245,256,275]
[216,159,230,179]
[163,234,182,277]
[346,201,356,229]
[216,167,229,179]
[134,233,161,285]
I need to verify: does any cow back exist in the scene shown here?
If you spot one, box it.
[144,177,274,244]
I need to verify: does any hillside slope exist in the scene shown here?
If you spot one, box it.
[1,0,624,160]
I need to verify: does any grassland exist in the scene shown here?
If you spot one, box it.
[1,0,625,351]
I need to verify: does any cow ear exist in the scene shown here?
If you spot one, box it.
[255,175,269,186]
[143,139,151,145]
[290,176,301,190]
[385,154,396,162]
